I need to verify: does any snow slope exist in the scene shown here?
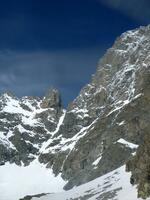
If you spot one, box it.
[0,159,66,200]
[32,166,149,200]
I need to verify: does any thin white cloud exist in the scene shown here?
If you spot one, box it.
[0,47,106,104]
[0,73,16,85]
[98,0,150,23]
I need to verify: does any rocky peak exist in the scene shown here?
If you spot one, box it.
[40,88,61,109]
[0,88,64,166]
[38,25,150,191]
[2,91,16,98]
[54,26,150,141]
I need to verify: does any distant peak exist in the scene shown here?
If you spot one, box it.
[40,87,62,109]
[1,91,16,99]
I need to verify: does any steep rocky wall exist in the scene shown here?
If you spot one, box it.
[39,25,150,189]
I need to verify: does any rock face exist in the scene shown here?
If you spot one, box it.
[40,88,61,109]
[40,25,150,190]
[0,25,150,199]
[126,133,150,199]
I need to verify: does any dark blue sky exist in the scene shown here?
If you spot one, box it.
[0,0,149,106]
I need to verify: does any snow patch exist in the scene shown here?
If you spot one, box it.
[117,121,125,126]
[117,138,138,149]
[40,110,66,153]
[92,156,102,166]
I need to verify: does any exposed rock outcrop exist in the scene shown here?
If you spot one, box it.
[126,133,150,199]
[40,25,150,189]
[40,88,61,109]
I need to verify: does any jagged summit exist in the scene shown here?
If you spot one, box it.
[40,87,61,108]
[0,25,150,200]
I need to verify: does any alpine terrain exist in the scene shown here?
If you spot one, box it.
[0,25,150,200]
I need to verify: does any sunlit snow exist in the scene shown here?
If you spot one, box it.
[32,165,149,200]
[0,159,66,200]
[117,138,138,149]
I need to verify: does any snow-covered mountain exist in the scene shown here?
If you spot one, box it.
[0,88,64,166]
[0,25,150,200]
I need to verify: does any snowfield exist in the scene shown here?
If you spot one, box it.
[0,160,66,200]
[1,161,147,200]
[32,166,149,200]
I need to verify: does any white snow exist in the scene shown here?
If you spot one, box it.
[69,107,89,119]
[107,99,130,116]
[0,159,66,200]
[2,94,31,115]
[75,108,88,114]
[43,117,98,154]
[117,138,138,149]
[0,131,16,149]
[92,155,102,166]
[40,110,66,153]
[133,93,143,100]
[117,120,125,126]
[105,28,148,120]
[32,165,149,200]
[0,93,49,128]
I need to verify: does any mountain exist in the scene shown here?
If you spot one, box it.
[0,88,64,166]
[0,25,150,200]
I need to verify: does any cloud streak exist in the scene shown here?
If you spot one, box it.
[0,47,106,106]
[98,0,150,23]
[0,73,16,86]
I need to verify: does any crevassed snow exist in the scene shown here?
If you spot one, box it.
[32,165,148,200]
[117,138,138,149]
[0,159,66,200]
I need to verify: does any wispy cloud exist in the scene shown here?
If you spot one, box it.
[0,47,106,105]
[0,73,16,86]
[98,0,150,23]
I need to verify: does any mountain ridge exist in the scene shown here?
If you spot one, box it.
[0,25,150,200]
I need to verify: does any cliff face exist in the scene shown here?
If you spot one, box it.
[126,134,150,199]
[0,25,150,200]
[38,25,150,190]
